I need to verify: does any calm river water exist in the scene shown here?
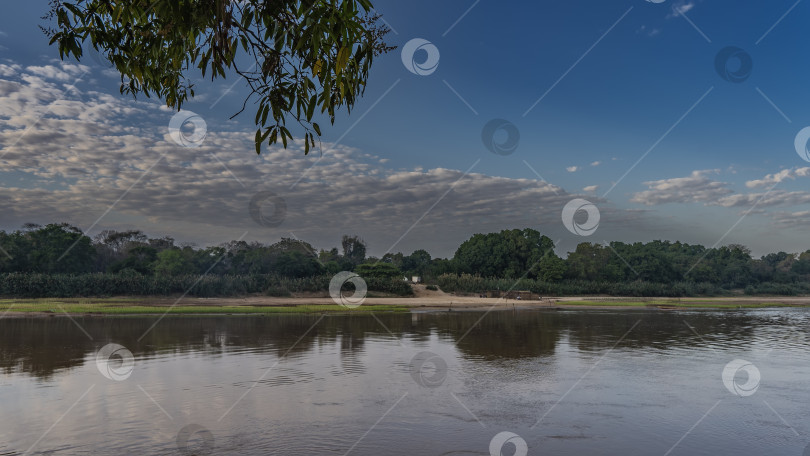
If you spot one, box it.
[2,309,810,455]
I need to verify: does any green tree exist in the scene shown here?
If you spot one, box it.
[381,252,404,268]
[356,262,401,278]
[792,250,810,275]
[230,245,274,274]
[319,247,341,264]
[565,243,619,281]
[109,245,158,274]
[193,246,228,274]
[154,248,196,275]
[44,0,394,153]
[341,234,366,266]
[93,229,148,271]
[454,229,557,279]
[402,249,431,275]
[273,250,325,277]
[0,230,31,273]
[26,223,96,274]
[537,255,566,282]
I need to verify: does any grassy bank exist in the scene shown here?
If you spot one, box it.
[564,299,786,309]
[436,274,810,297]
[0,298,410,315]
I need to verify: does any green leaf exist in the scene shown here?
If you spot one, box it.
[306,94,317,120]
[336,46,350,73]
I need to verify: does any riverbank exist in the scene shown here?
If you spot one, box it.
[2,294,810,316]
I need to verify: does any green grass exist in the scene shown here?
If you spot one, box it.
[562,301,649,307]
[567,300,787,309]
[0,299,409,315]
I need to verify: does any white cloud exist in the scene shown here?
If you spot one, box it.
[631,170,732,205]
[25,63,89,82]
[583,185,598,193]
[0,64,20,77]
[676,2,695,14]
[590,161,601,167]
[668,1,695,18]
[636,25,661,37]
[746,167,810,188]
[715,191,810,208]
[566,166,579,173]
[632,168,810,210]
[630,168,810,238]
[772,210,810,229]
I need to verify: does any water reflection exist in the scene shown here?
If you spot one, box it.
[0,309,799,380]
[2,309,810,456]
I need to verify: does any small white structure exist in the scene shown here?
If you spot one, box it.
[411,276,422,283]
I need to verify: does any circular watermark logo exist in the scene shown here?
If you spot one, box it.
[489,431,528,456]
[561,198,600,236]
[722,359,760,397]
[409,351,448,388]
[249,191,287,228]
[401,38,440,76]
[482,119,520,156]
[96,343,134,381]
[714,46,753,83]
[168,110,207,148]
[794,127,810,163]
[176,424,214,456]
[329,271,367,309]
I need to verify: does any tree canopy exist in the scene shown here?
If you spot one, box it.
[43,0,394,154]
[454,229,559,279]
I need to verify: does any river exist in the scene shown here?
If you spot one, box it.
[1,309,809,455]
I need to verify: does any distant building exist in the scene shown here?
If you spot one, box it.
[411,276,422,283]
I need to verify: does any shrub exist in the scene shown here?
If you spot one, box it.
[0,273,414,298]
[355,263,403,278]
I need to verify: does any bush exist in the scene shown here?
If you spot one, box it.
[434,273,730,297]
[0,273,414,298]
[355,263,403,278]
[2,272,806,298]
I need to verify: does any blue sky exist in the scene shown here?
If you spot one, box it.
[1,0,810,258]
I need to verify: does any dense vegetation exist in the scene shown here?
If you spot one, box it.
[2,223,810,297]
[0,224,412,297]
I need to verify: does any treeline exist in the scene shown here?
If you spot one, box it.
[0,224,412,297]
[0,224,380,277]
[437,229,810,295]
[2,223,810,297]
